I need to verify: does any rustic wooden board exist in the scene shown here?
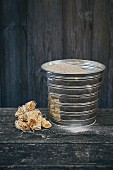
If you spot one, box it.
[1,165,113,170]
[27,0,63,107]
[0,108,113,169]
[92,0,113,108]
[1,107,113,144]
[1,124,113,144]
[0,0,113,108]
[0,0,28,107]
[0,143,113,166]
[62,0,94,60]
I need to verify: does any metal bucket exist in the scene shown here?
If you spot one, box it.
[41,59,105,126]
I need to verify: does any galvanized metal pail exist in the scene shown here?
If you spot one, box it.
[41,59,105,126]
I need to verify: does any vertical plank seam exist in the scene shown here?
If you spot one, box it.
[91,0,95,61]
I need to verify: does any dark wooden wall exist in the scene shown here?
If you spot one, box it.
[0,0,113,108]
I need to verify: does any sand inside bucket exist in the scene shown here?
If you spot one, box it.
[45,63,86,74]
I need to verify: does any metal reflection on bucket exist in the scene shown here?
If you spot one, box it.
[41,59,105,126]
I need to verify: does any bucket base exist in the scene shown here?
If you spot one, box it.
[49,115,96,127]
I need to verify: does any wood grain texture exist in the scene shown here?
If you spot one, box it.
[0,143,113,166]
[92,0,110,108]
[0,0,28,107]
[0,0,113,108]
[27,0,63,107]
[107,0,113,108]
[1,165,113,170]
[62,0,94,59]
[0,108,113,169]
[0,1,1,107]
[0,108,113,144]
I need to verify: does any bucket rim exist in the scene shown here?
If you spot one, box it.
[41,59,106,76]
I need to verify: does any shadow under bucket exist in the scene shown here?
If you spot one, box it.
[41,59,105,126]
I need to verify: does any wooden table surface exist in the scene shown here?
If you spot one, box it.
[0,108,113,170]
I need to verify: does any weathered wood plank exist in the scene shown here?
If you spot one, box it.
[0,2,2,107]
[0,0,1,108]
[107,0,113,108]
[0,108,113,144]
[27,0,63,107]
[1,123,113,144]
[1,165,113,170]
[0,0,113,109]
[0,143,113,166]
[0,109,113,168]
[0,0,28,107]
[62,0,94,59]
[19,0,28,105]
[92,0,113,108]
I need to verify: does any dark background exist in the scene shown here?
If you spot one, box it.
[0,0,113,108]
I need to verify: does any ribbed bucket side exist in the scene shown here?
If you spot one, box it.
[41,59,105,126]
[48,73,103,126]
